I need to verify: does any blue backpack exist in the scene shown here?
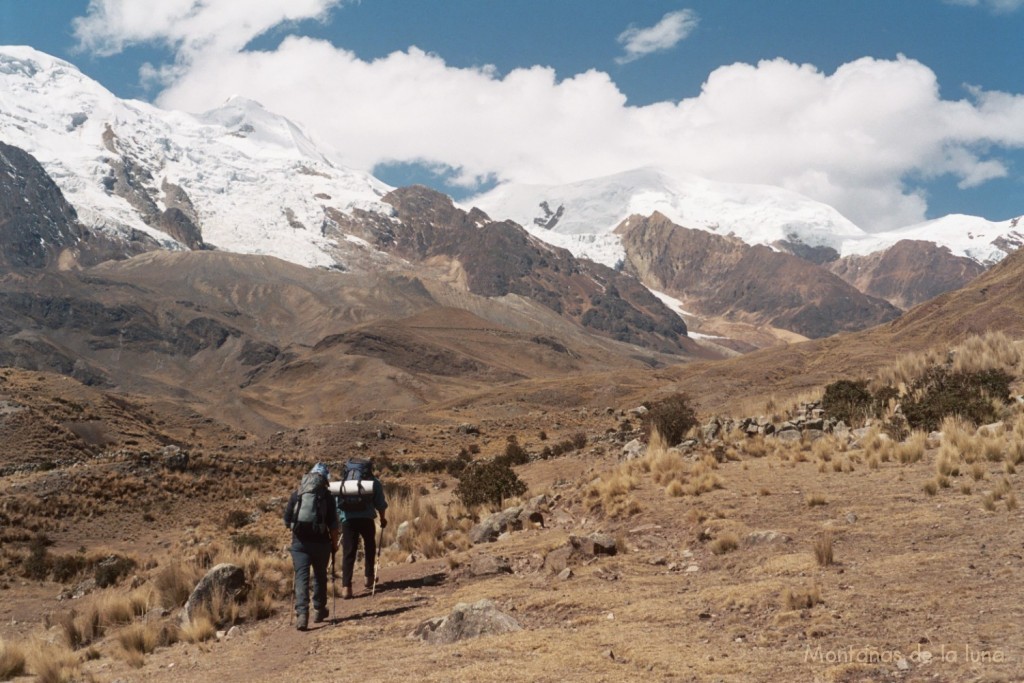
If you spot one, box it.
[338,458,374,513]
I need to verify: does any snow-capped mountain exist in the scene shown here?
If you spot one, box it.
[0,46,392,268]
[467,167,867,268]
[468,167,1021,268]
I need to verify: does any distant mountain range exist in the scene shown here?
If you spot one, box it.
[1,45,1021,357]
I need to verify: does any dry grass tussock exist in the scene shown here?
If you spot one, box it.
[782,584,823,611]
[876,332,1024,389]
[814,530,835,567]
[381,490,474,561]
[626,430,725,500]
[22,639,79,683]
[0,639,26,680]
[180,613,216,644]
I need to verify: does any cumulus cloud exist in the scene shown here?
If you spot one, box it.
[72,0,344,56]
[616,10,699,64]
[72,2,1024,232]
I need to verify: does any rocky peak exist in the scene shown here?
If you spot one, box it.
[0,141,84,268]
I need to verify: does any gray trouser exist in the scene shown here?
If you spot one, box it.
[290,536,331,615]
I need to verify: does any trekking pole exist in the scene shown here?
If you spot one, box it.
[372,523,384,596]
[331,548,337,618]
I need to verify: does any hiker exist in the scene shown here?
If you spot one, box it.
[335,457,388,598]
[283,463,340,631]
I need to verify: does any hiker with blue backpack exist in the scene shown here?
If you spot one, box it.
[283,463,340,631]
[333,458,388,599]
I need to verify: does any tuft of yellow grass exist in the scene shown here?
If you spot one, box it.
[0,639,26,680]
[805,494,827,507]
[709,532,740,555]
[814,531,834,567]
[782,584,823,611]
[180,613,216,644]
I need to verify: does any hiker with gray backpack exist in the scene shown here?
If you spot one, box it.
[331,457,388,599]
[283,463,340,631]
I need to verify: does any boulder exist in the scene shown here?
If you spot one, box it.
[469,507,523,544]
[409,599,521,644]
[181,563,246,625]
[621,438,645,460]
[468,554,513,577]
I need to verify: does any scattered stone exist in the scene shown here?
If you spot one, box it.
[181,563,246,626]
[745,530,792,545]
[225,625,241,640]
[621,438,645,460]
[468,554,512,577]
[845,512,858,524]
[685,564,700,573]
[456,423,480,435]
[896,658,910,671]
[557,568,573,581]
[409,599,521,644]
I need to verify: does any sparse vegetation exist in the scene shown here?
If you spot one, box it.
[814,530,834,567]
[453,458,527,507]
[642,393,698,446]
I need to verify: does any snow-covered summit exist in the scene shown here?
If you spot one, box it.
[0,46,391,268]
[468,167,1020,267]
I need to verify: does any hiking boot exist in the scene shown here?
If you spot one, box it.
[364,577,374,590]
[342,585,353,600]
[296,612,309,631]
[313,607,329,623]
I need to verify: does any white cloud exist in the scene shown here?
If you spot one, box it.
[616,10,699,64]
[73,0,344,56]
[72,3,1024,232]
[944,0,1024,12]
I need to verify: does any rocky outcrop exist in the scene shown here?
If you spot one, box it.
[617,212,901,339]
[0,141,85,268]
[182,563,247,625]
[409,599,521,643]
[102,127,205,250]
[829,240,985,310]
[337,186,694,355]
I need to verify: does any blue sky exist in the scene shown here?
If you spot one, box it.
[1,0,1022,230]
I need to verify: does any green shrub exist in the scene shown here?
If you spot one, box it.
[902,366,1013,431]
[822,379,873,425]
[453,460,527,507]
[494,436,530,467]
[642,393,698,446]
[22,534,52,581]
[223,510,250,529]
[51,553,87,584]
[230,533,272,553]
[94,555,136,588]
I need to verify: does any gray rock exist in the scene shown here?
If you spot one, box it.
[621,438,645,460]
[745,530,792,545]
[469,507,523,544]
[181,563,246,626]
[409,599,521,644]
[775,429,802,443]
[468,554,512,577]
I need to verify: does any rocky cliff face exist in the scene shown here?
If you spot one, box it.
[617,212,901,339]
[0,142,160,269]
[828,240,984,310]
[340,186,695,355]
[0,141,86,269]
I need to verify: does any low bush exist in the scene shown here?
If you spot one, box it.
[453,459,527,507]
[223,510,250,529]
[902,366,1013,431]
[642,393,698,446]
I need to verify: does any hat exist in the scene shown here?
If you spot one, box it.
[311,462,330,479]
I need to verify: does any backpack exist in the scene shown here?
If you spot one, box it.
[337,458,375,513]
[289,471,330,537]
